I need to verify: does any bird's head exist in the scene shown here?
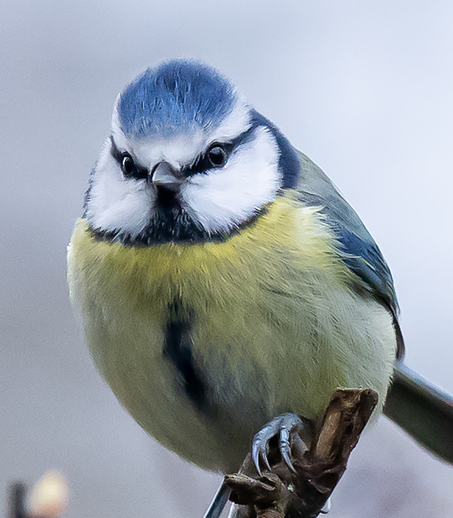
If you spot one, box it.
[84,60,300,244]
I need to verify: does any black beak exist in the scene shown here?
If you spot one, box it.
[149,162,182,192]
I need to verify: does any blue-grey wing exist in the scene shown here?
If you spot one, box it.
[295,151,404,358]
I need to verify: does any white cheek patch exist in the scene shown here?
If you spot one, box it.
[85,140,154,238]
[89,107,279,240]
[181,127,281,234]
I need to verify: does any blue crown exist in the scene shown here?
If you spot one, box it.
[117,60,237,138]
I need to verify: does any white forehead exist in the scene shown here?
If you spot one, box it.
[111,94,252,167]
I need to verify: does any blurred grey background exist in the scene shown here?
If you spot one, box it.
[1,1,453,517]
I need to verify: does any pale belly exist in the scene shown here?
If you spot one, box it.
[68,216,397,473]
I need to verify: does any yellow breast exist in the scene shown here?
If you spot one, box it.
[67,195,396,472]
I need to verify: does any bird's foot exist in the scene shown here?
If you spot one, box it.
[252,413,307,476]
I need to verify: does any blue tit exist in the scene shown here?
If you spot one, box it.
[67,60,453,482]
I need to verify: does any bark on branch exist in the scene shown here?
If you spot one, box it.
[225,388,378,518]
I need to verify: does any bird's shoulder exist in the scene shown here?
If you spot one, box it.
[293,151,404,357]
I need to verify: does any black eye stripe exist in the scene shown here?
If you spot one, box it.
[184,143,230,176]
[183,125,257,177]
[110,137,148,179]
[109,123,259,180]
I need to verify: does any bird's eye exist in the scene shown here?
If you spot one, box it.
[207,145,227,168]
[121,155,137,177]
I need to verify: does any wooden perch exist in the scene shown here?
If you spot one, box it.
[225,388,378,518]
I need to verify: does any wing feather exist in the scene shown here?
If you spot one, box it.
[295,151,404,358]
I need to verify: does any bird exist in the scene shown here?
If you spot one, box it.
[67,59,453,515]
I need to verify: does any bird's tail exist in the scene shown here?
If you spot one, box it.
[383,361,453,464]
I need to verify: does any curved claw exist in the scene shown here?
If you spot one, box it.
[252,413,305,475]
[279,426,297,474]
[252,428,273,476]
